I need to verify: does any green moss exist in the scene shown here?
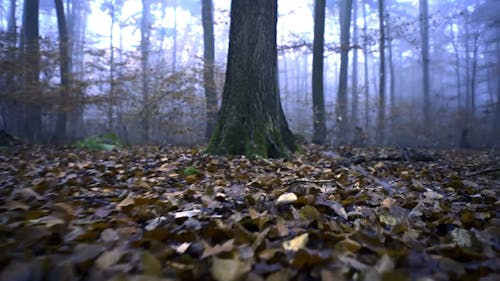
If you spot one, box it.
[182,166,199,176]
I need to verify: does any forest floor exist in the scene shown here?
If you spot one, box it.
[0,144,499,281]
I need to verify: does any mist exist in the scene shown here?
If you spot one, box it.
[0,0,499,148]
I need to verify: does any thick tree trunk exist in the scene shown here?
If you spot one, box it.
[54,0,71,142]
[312,0,326,144]
[419,0,430,130]
[206,0,297,158]
[22,0,42,142]
[377,0,386,144]
[337,0,353,144]
[202,0,218,141]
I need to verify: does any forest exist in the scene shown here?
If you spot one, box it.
[0,0,499,280]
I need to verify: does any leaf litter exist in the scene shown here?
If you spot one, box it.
[0,144,499,281]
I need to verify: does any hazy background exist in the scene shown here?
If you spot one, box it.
[0,0,499,148]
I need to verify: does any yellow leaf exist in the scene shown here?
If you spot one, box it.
[141,251,162,275]
[379,214,398,226]
[210,256,251,281]
[299,205,321,221]
[282,233,309,251]
[96,249,124,269]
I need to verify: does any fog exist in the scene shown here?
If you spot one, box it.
[0,0,499,148]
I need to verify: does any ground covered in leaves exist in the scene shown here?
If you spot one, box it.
[0,144,499,281]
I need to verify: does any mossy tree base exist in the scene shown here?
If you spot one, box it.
[205,0,297,158]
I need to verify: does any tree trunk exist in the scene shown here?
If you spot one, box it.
[202,0,218,141]
[312,0,326,144]
[172,0,178,72]
[419,0,430,131]
[22,0,42,142]
[141,0,151,142]
[351,0,359,143]
[108,1,115,132]
[54,0,71,142]
[495,41,500,144]
[362,1,370,137]
[470,33,479,117]
[206,0,297,158]
[387,15,395,136]
[450,21,462,109]
[337,0,353,144]
[7,0,17,48]
[377,0,386,144]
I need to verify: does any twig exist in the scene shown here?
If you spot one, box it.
[466,166,500,177]
[285,178,345,189]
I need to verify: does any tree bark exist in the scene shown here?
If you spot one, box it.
[141,0,151,142]
[312,0,326,144]
[337,0,353,144]
[362,1,370,137]
[206,0,297,158]
[22,0,42,142]
[202,0,218,141]
[377,0,386,144]
[419,0,430,131]
[387,14,395,136]
[351,0,359,142]
[54,0,71,142]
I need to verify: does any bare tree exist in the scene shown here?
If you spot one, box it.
[312,0,327,144]
[419,0,430,131]
[202,0,217,141]
[54,0,71,142]
[337,0,353,144]
[377,0,386,144]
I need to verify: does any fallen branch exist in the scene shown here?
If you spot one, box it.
[466,166,500,177]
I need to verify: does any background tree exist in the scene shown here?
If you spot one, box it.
[22,0,42,142]
[202,0,217,141]
[206,0,297,158]
[141,0,151,142]
[54,0,71,142]
[377,0,386,144]
[351,0,360,144]
[312,0,326,144]
[419,0,430,131]
[337,0,353,144]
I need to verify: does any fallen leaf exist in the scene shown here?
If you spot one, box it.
[282,233,309,251]
[210,256,251,281]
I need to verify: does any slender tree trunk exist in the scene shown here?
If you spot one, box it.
[54,0,71,142]
[495,40,500,142]
[206,0,296,158]
[7,0,17,47]
[470,33,479,117]
[202,0,218,141]
[450,21,462,109]
[141,0,151,142]
[387,15,395,136]
[362,1,370,137]
[108,1,115,131]
[351,0,359,142]
[22,0,42,142]
[337,0,353,144]
[172,0,178,72]
[312,0,326,144]
[419,0,430,131]
[377,0,385,144]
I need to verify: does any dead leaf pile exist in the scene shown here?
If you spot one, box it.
[0,145,498,281]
